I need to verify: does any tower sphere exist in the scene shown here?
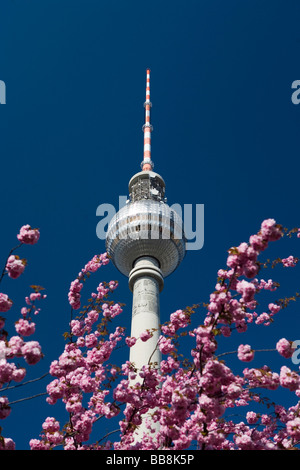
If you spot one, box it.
[105,170,186,279]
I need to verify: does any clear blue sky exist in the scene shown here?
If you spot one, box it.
[1,0,300,449]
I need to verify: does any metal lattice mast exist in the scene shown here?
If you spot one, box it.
[142,69,153,171]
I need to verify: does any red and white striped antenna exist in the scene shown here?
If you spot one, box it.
[141,68,154,171]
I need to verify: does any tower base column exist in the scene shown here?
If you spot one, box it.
[128,256,164,442]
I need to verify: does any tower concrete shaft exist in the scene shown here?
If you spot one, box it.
[128,256,163,373]
[128,257,163,440]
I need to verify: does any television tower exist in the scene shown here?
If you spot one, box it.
[106,69,186,438]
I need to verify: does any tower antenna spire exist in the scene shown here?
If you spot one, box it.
[142,68,154,171]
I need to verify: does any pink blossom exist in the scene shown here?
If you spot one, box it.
[20,307,28,317]
[102,303,123,319]
[95,283,109,300]
[159,336,175,355]
[256,279,277,291]
[236,280,256,302]
[261,414,272,425]
[0,438,15,450]
[109,281,118,291]
[84,316,100,335]
[125,336,137,347]
[11,368,26,382]
[0,293,12,313]
[70,319,85,337]
[226,383,243,399]
[17,225,40,245]
[29,439,50,450]
[0,360,15,384]
[246,411,259,424]
[227,254,239,269]
[243,366,280,390]
[0,397,11,419]
[276,338,294,359]
[85,333,98,348]
[68,279,83,310]
[234,433,255,450]
[237,344,255,362]
[260,218,282,241]
[140,330,153,342]
[85,309,99,327]
[249,234,268,251]
[21,341,42,365]
[42,417,60,432]
[279,366,300,391]
[7,336,24,357]
[65,393,84,414]
[220,326,231,337]
[15,319,36,337]
[46,378,67,404]
[268,303,281,314]
[30,292,42,302]
[76,337,85,347]
[282,256,298,267]
[82,255,103,273]
[255,312,271,325]
[286,418,300,441]
[160,356,179,374]
[81,253,109,275]
[243,260,259,278]
[6,255,26,279]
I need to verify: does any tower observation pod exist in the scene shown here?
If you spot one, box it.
[105,69,186,441]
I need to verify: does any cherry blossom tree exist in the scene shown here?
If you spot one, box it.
[1,220,300,450]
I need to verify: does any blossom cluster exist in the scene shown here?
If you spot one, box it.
[109,219,300,450]
[208,219,285,333]
[0,293,12,313]
[68,253,110,310]
[0,226,44,449]
[6,255,26,279]
[31,220,300,450]
[17,225,40,245]
[31,321,125,449]
[30,254,125,450]
[0,289,45,406]
[2,219,300,451]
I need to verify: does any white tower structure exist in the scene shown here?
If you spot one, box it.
[106,69,186,439]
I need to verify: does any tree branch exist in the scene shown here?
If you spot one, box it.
[0,372,49,392]
[8,392,47,406]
